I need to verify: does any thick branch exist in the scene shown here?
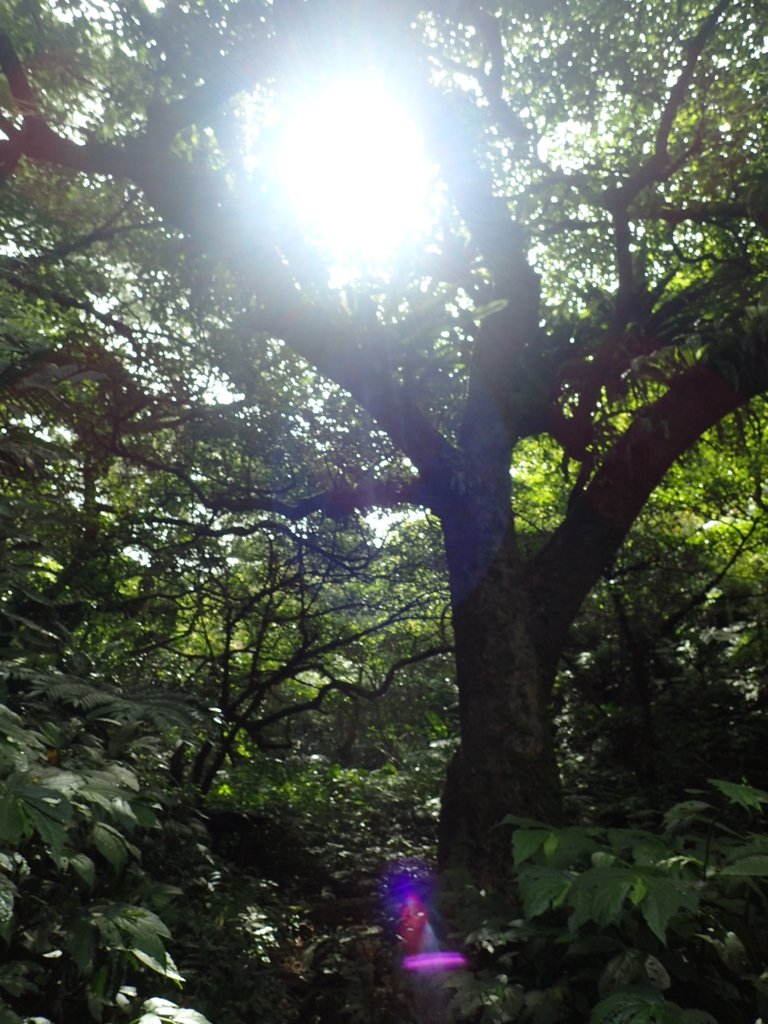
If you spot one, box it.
[251,304,459,493]
[120,437,429,519]
[203,475,427,520]
[529,355,760,676]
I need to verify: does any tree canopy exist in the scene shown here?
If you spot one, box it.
[2,0,768,1019]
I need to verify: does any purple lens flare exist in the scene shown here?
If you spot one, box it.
[382,860,468,974]
[403,951,467,972]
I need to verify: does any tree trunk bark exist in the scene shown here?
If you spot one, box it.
[437,498,563,889]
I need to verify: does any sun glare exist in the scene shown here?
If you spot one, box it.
[273,80,438,274]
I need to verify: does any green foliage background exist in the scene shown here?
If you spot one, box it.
[2,0,768,1020]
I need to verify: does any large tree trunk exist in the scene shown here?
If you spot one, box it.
[437,497,563,888]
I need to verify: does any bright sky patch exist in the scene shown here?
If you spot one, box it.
[274,80,438,272]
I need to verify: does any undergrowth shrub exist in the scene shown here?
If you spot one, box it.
[0,667,212,1024]
[441,780,768,1024]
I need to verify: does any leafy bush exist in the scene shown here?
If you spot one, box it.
[441,781,768,1024]
[0,668,210,1024]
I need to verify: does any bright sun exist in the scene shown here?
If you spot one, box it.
[273,80,438,273]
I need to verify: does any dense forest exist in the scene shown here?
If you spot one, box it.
[2,0,768,1021]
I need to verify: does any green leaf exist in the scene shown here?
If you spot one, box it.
[721,854,768,876]
[518,865,573,919]
[662,801,712,836]
[0,707,45,751]
[643,955,671,991]
[568,867,635,931]
[543,832,559,859]
[138,998,212,1023]
[600,952,643,995]
[0,961,38,998]
[709,779,768,811]
[10,777,73,825]
[92,822,129,873]
[0,876,16,943]
[24,804,69,865]
[629,877,647,906]
[87,963,111,1019]
[512,828,550,866]
[130,949,185,983]
[68,917,97,973]
[547,827,602,866]
[121,908,171,962]
[636,876,698,944]
[0,794,27,845]
[589,988,665,1024]
[68,852,96,888]
[173,1012,214,1024]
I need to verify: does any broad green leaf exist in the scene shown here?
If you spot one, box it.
[643,955,671,991]
[543,827,601,867]
[543,832,559,859]
[10,778,72,825]
[130,949,185,983]
[92,822,129,873]
[172,1010,214,1024]
[43,770,84,798]
[600,952,643,995]
[721,855,768,876]
[568,867,635,931]
[629,878,647,906]
[636,876,698,944]
[518,865,573,919]
[512,828,550,866]
[24,805,69,864]
[139,998,212,1024]
[629,837,668,867]
[0,707,45,750]
[709,779,768,811]
[87,963,111,1020]
[0,794,27,845]
[68,852,96,888]
[132,801,157,829]
[592,851,618,869]
[119,908,171,961]
[662,801,712,836]
[143,998,188,1013]
[67,917,97,973]
[589,988,665,1024]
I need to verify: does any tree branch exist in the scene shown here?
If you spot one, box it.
[603,0,730,214]
[1,267,137,342]
[529,349,764,676]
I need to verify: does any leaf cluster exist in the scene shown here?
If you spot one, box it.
[443,781,768,1024]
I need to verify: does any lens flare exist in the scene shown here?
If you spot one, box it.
[403,951,468,972]
[382,862,468,974]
